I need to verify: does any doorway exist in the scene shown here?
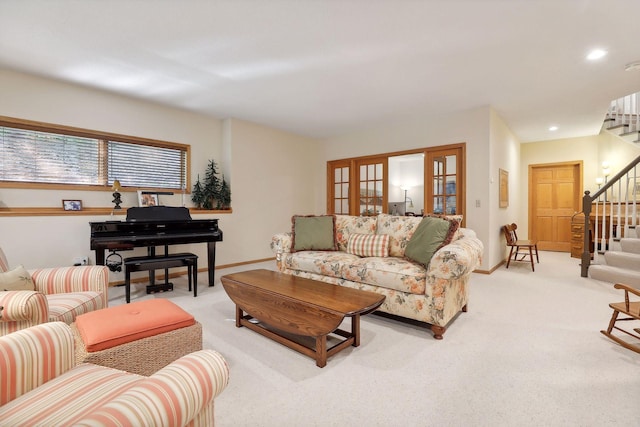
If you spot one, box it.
[529,161,582,252]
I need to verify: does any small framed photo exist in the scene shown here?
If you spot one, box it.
[137,191,159,207]
[62,200,82,211]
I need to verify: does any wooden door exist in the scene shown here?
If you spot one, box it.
[529,162,582,251]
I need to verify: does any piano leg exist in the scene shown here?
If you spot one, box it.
[207,241,216,286]
[96,249,106,266]
[148,247,156,286]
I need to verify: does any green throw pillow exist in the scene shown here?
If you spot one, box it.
[291,215,337,252]
[405,216,459,268]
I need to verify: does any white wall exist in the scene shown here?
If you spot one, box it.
[319,106,493,270]
[0,69,319,281]
[220,118,320,263]
[489,108,521,268]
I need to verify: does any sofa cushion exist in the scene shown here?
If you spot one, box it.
[375,213,423,257]
[342,257,426,294]
[283,251,361,279]
[335,215,378,251]
[405,216,460,268]
[0,265,34,291]
[291,215,338,252]
[347,233,390,257]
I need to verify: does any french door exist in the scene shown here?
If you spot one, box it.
[327,144,465,224]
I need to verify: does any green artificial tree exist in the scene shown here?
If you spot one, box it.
[219,175,231,209]
[203,159,222,209]
[192,160,231,210]
[191,174,206,208]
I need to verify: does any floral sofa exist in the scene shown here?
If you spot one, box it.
[271,214,484,339]
[0,322,229,426]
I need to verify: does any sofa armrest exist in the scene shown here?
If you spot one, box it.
[427,230,484,279]
[271,232,293,260]
[0,291,49,335]
[30,265,109,307]
[0,322,74,405]
[76,349,230,426]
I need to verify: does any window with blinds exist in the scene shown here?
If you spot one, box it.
[0,118,188,190]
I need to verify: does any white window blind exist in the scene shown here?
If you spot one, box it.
[1,127,99,184]
[0,124,187,190]
[108,141,186,189]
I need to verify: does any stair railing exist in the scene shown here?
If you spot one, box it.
[581,154,640,277]
[609,92,640,132]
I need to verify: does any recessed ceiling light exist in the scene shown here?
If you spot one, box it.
[587,49,607,60]
[549,126,558,131]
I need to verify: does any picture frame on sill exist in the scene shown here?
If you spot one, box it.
[138,190,159,207]
[62,200,82,211]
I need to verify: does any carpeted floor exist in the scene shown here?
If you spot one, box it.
[108,251,639,426]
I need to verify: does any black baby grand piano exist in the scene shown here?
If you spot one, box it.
[90,206,223,286]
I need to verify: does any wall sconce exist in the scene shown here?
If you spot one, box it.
[112,180,122,210]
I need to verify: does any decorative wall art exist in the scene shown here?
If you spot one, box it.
[499,169,509,208]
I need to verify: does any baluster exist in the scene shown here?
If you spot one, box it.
[631,165,638,232]
[594,200,599,262]
[616,178,622,240]
[636,92,640,132]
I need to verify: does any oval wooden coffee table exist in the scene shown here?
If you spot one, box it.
[221,269,385,367]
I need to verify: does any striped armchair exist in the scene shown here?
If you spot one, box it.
[0,322,230,426]
[0,247,109,336]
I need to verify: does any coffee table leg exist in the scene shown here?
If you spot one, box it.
[316,335,327,368]
[236,305,243,328]
[351,314,361,347]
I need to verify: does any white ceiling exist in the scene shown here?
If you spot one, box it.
[1,0,639,142]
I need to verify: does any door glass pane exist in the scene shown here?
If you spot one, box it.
[446,196,457,214]
[434,196,444,214]
[434,177,443,195]
[446,155,456,174]
[388,153,424,215]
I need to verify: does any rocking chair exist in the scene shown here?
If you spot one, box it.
[601,283,640,354]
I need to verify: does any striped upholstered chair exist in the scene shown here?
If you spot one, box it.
[0,247,109,336]
[0,322,229,425]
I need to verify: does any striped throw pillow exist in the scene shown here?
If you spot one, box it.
[346,233,390,257]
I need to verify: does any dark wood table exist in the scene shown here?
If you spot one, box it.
[221,269,385,367]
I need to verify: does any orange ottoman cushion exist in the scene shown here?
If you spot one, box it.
[75,299,195,352]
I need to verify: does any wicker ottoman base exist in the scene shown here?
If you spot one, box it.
[71,321,202,376]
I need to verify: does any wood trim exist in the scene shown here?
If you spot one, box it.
[0,207,233,217]
[0,115,191,193]
[327,143,466,219]
[527,160,583,243]
[0,115,189,151]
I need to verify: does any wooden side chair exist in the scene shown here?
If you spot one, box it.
[502,223,539,271]
[601,283,640,354]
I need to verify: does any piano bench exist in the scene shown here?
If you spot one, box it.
[124,253,198,303]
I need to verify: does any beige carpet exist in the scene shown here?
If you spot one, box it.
[108,251,639,426]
